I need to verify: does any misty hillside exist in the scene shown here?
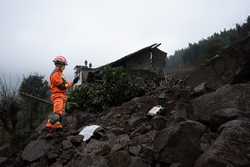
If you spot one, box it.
[166,16,250,72]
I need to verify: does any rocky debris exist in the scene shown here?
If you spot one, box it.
[21,139,51,162]
[199,129,217,152]
[195,119,250,167]
[5,81,250,167]
[108,150,131,167]
[154,120,206,167]
[128,115,147,128]
[210,108,244,129]
[0,144,10,157]
[67,135,83,146]
[129,156,150,167]
[192,84,250,125]
[128,145,141,156]
[150,115,167,130]
[62,140,73,150]
[0,157,7,166]
[109,127,125,136]
[67,155,109,167]
[111,134,130,153]
[139,146,154,163]
[193,82,209,96]
[172,102,188,122]
[79,139,110,156]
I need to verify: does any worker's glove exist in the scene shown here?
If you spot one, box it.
[73,76,80,84]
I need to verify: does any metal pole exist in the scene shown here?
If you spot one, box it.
[19,92,52,105]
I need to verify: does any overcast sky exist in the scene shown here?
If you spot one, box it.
[0,0,249,82]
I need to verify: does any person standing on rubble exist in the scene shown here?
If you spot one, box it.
[46,56,79,131]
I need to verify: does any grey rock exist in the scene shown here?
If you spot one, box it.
[59,149,74,164]
[173,102,188,122]
[0,144,10,157]
[130,124,151,136]
[68,135,83,146]
[210,108,243,128]
[22,139,51,162]
[129,145,142,156]
[154,120,206,167]
[139,146,154,163]
[193,82,208,95]
[108,150,131,167]
[128,116,146,128]
[68,155,108,167]
[169,163,181,167]
[195,119,250,167]
[47,151,59,160]
[192,84,250,124]
[151,115,166,130]
[129,157,150,167]
[111,134,130,152]
[50,162,63,167]
[0,157,7,166]
[62,140,73,150]
[83,139,110,155]
[110,127,125,136]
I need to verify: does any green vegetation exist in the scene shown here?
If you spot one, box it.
[19,74,50,131]
[68,67,146,112]
[166,16,250,70]
[0,74,50,150]
[0,77,20,145]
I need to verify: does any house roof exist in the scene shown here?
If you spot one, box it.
[97,43,164,69]
[74,43,166,71]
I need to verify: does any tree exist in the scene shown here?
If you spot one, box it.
[0,77,20,142]
[168,16,250,70]
[19,74,49,130]
[19,74,49,97]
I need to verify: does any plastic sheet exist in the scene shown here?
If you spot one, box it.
[147,105,163,116]
[79,125,100,141]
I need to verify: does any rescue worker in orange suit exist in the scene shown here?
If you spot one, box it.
[46,56,79,131]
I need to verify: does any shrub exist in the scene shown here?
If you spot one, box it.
[68,67,145,112]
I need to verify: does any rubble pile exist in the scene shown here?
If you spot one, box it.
[2,74,250,167]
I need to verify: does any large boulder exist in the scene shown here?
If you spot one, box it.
[192,84,250,124]
[154,120,206,167]
[210,108,243,129]
[195,119,250,167]
[22,139,51,162]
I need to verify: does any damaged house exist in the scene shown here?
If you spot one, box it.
[75,43,167,84]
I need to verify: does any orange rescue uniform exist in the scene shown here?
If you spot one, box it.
[46,68,73,129]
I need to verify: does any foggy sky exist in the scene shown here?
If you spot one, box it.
[0,0,249,81]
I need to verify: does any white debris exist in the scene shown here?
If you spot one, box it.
[147,105,163,116]
[194,82,207,93]
[79,125,100,141]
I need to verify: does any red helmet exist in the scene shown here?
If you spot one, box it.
[53,55,68,65]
